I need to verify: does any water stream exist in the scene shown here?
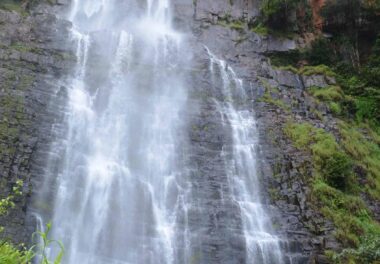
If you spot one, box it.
[34,0,285,263]
[207,50,284,263]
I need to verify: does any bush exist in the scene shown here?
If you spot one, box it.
[339,122,380,198]
[0,180,64,264]
[313,180,380,250]
[299,65,336,77]
[306,38,337,66]
[0,242,33,264]
[309,85,343,101]
[321,152,353,191]
[329,102,342,115]
[284,122,314,148]
[355,97,379,122]
[259,0,300,31]
[339,235,380,263]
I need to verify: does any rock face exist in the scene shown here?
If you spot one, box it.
[0,4,74,244]
[173,0,340,262]
[0,0,341,263]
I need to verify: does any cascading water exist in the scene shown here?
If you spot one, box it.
[35,0,189,263]
[207,49,284,263]
[33,0,288,263]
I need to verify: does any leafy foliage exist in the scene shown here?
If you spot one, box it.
[0,242,34,264]
[259,0,310,32]
[0,180,64,263]
[285,121,380,261]
[0,180,23,216]
[33,222,64,264]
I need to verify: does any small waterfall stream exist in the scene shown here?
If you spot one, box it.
[33,0,286,263]
[207,50,284,263]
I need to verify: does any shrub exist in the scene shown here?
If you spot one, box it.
[355,97,379,122]
[306,38,337,66]
[285,122,354,191]
[0,242,33,264]
[250,23,269,35]
[321,152,353,191]
[284,122,314,148]
[339,122,380,198]
[0,180,63,264]
[309,86,343,101]
[313,180,380,250]
[329,102,342,115]
[299,65,336,77]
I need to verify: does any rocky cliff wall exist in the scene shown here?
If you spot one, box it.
[0,2,74,244]
[0,1,377,263]
[173,0,346,263]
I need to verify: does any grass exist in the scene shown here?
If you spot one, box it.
[313,180,380,248]
[339,122,380,199]
[285,121,354,190]
[276,65,298,74]
[329,102,342,115]
[309,85,343,101]
[216,15,245,31]
[0,0,27,16]
[259,78,290,111]
[284,120,380,262]
[0,242,33,264]
[274,64,337,78]
[299,65,337,77]
[250,23,269,35]
[284,122,314,148]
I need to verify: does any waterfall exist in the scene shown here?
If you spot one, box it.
[206,49,284,263]
[33,0,286,263]
[36,0,189,263]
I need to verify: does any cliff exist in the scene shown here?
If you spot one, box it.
[0,0,378,263]
[0,0,73,244]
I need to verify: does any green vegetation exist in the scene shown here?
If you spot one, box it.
[277,42,380,259]
[285,120,380,262]
[0,0,27,14]
[313,180,380,249]
[33,222,64,264]
[259,79,290,111]
[339,122,380,199]
[0,180,23,216]
[250,23,269,36]
[0,0,48,14]
[284,122,354,190]
[216,15,245,31]
[257,0,312,35]
[284,122,314,148]
[268,1,380,124]
[329,102,342,115]
[0,243,34,264]
[309,85,343,101]
[0,180,33,263]
[299,65,336,77]
[0,181,64,263]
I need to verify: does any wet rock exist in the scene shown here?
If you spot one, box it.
[302,75,328,88]
[0,6,73,245]
[270,69,300,88]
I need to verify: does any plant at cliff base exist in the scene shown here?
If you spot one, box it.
[0,180,64,264]
[0,222,64,264]
[0,180,23,217]
[0,180,33,264]
[0,242,34,264]
[33,222,64,264]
